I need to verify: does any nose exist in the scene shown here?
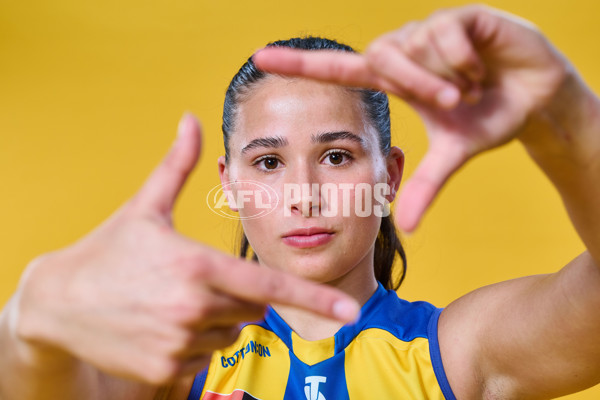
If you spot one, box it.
[290,183,321,217]
[284,163,322,218]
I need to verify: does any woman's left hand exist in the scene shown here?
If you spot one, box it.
[258,8,600,398]
[253,5,572,231]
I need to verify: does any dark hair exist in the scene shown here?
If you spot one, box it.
[223,37,407,290]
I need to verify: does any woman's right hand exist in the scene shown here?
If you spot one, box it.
[11,113,359,385]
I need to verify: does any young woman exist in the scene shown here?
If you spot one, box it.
[252,5,600,399]
[191,4,600,397]
[1,4,600,400]
[196,36,419,399]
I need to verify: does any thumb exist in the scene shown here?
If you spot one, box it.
[133,113,202,218]
[395,137,468,232]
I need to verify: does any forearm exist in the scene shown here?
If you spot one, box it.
[520,68,600,264]
[0,294,95,400]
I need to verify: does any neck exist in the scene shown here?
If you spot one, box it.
[271,256,378,341]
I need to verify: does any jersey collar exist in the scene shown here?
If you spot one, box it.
[262,282,389,356]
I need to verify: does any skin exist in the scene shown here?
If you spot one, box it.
[254,4,600,399]
[218,77,404,339]
[0,115,359,400]
[2,4,600,400]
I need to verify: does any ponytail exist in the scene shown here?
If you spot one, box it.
[374,215,406,290]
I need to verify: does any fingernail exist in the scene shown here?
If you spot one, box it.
[251,48,270,67]
[333,300,360,322]
[436,87,460,109]
[252,47,265,58]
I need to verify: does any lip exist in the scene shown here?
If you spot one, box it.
[282,227,335,249]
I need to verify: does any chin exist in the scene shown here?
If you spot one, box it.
[280,258,353,284]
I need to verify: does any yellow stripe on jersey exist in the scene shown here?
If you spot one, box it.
[202,325,289,400]
[193,284,456,400]
[345,328,445,399]
[291,331,335,365]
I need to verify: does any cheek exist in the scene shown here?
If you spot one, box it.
[228,182,279,219]
[320,179,390,219]
[240,217,272,254]
[338,183,387,249]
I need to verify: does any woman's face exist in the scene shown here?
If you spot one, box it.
[219,76,403,288]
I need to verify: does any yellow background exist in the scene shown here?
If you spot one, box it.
[0,0,595,398]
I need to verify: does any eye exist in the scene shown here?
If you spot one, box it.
[322,150,353,166]
[253,155,282,171]
[262,157,279,169]
[328,153,343,165]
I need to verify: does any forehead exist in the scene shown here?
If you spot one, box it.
[232,76,376,148]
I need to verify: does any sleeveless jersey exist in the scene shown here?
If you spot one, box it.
[187,284,456,399]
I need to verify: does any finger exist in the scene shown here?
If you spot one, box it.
[429,13,485,83]
[252,47,454,107]
[205,254,360,323]
[387,25,471,92]
[186,326,241,355]
[253,48,381,90]
[193,293,266,328]
[254,48,415,98]
[134,113,202,216]
[180,354,212,377]
[394,137,470,232]
[365,38,461,109]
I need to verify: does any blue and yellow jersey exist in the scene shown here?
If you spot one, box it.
[187,284,455,399]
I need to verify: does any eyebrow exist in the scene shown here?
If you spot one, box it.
[240,131,365,155]
[241,136,289,154]
[311,131,365,147]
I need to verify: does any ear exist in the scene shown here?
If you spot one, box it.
[385,147,404,203]
[218,156,239,212]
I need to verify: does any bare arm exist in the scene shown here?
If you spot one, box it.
[442,52,600,399]
[0,114,359,400]
[254,5,600,398]
[0,295,98,399]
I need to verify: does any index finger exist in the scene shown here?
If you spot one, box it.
[208,253,360,323]
[253,47,381,90]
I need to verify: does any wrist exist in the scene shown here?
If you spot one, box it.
[13,254,76,368]
[519,64,600,168]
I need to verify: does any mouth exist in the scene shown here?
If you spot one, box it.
[281,227,335,249]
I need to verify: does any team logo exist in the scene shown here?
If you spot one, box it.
[304,376,326,400]
[206,180,279,220]
[220,340,271,369]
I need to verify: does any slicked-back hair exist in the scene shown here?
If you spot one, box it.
[223,37,406,290]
